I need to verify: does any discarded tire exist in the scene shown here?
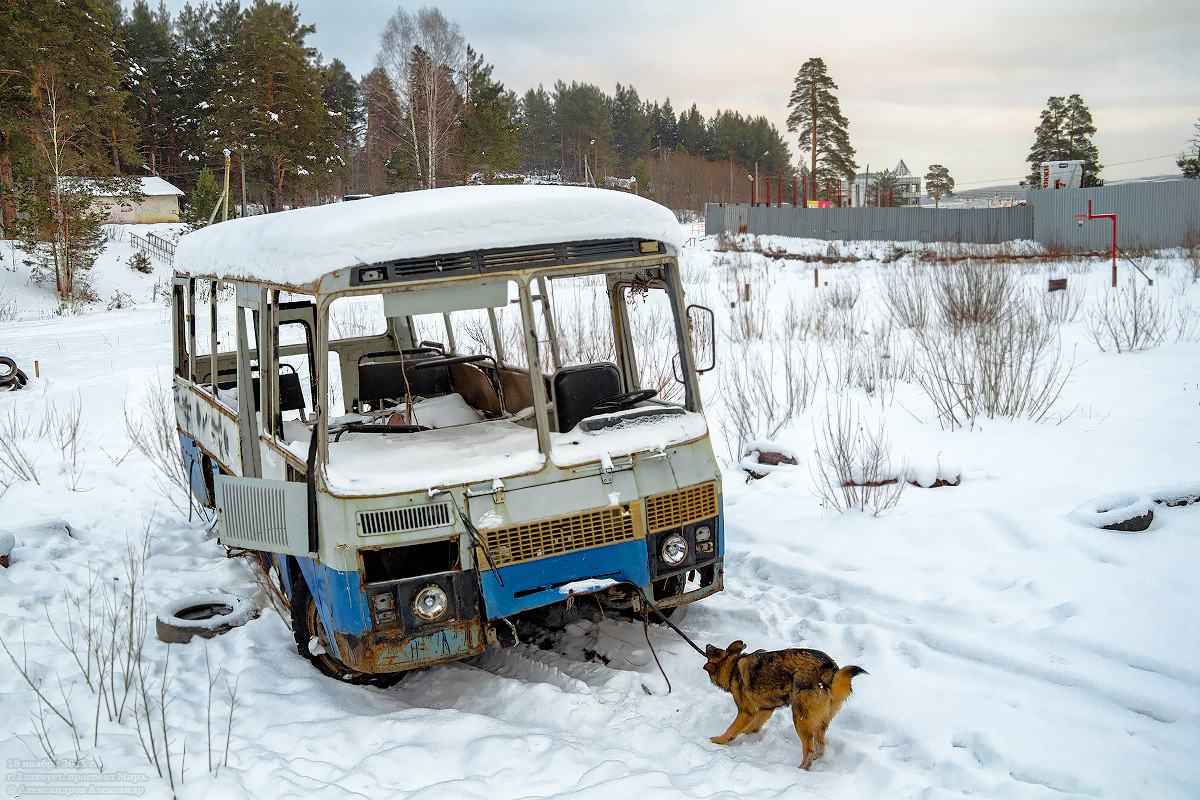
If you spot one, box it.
[0,356,26,390]
[1067,491,1155,533]
[156,593,257,644]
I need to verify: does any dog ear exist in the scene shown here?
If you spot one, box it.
[703,661,717,673]
[729,640,745,654]
[705,644,718,658]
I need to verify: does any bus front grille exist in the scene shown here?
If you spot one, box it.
[358,503,452,536]
[477,502,645,569]
[645,482,719,533]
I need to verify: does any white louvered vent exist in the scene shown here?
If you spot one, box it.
[219,481,289,549]
[358,503,452,536]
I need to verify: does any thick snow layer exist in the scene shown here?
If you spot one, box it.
[550,408,709,467]
[311,420,545,496]
[173,186,683,287]
[3,232,1199,799]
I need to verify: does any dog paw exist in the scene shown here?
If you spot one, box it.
[710,736,730,745]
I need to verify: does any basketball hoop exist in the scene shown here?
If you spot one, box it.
[1075,214,1087,228]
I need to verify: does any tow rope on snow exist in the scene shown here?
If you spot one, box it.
[633,586,708,657]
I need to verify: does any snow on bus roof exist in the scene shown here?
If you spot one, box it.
[173,185,683,286]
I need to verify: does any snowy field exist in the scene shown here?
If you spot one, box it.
[2,225,1199,799]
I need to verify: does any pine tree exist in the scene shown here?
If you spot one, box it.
[552,81,612,181]
[1025,94,1102,187]
[458,46,521,182]
[1178,117,1200,179]
[653,98,678,153]
[118,0,176,177]
[676,104,706,157]
[518,86,555,174]
[610,84,652,173]
[786,57,857,193]
[924,164,955,208]
[872,168,899,207]
[213,1,339,211]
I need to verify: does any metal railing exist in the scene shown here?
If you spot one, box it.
[130,231,176,263]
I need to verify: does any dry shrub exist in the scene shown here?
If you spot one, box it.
[720,335,818,459]
[913,291,1072,428]
[122,381,193,515]
[1086,279,1170,353]
[879,264,932,330]
[1040,281,1086,324]
[824,273,861,310]
[934,259,1020,328]
[720,252,772,342]
[811,398,905,515]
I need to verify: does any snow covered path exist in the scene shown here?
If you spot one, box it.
[3,238,1200,799]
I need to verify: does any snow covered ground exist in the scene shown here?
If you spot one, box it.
[2,226,1199,799]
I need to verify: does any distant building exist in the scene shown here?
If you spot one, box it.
[843,159,922,207]
[84,176,184,223]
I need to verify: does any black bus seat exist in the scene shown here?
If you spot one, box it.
[552,363,621,433]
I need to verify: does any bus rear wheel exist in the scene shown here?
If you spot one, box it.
[291,578,405,688]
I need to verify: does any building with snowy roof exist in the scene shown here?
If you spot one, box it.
[85,176,184,224]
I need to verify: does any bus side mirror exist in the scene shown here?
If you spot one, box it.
[687,304,716,375]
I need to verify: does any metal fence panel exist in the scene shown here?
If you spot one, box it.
[706,182,1199,248]
[1028,183,1200,250]
[705,203,1033,244]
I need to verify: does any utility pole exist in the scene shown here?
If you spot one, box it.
[222,149,231,222]
[240,151,247,219]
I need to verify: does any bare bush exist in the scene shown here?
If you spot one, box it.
[45,394,89,491]
[0,287,17,322]
[879,264,932,330]
[0,406,42,494]
[720,336,818,459]
[811,399,905,515]
[934,259,1020,328]
[720,252,772,342]
[1040,281,1086,324]
[122,381,192,515]
[1086,279,1170,353]
[824,273,862,309]
[913,293,1073,428]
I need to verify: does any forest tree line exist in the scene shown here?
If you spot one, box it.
[1,0,797,229]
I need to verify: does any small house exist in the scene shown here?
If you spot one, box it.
[90,176,184,223]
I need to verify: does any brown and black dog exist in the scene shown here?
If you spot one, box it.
[703,640,866,769]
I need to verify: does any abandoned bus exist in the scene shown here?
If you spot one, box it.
[171,185,722,684]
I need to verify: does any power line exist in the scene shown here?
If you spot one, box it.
[958,153,1180,188]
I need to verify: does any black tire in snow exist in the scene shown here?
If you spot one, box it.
[290,576,405,687]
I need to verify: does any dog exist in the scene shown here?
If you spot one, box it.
[703,640,866,769]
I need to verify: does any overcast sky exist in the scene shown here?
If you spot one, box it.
[150,0,1199,187]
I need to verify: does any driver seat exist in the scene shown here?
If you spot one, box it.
[552,363,622,433]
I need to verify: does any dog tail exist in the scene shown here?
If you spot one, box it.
[830,665,867,702]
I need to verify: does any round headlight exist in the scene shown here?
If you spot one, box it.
[412,585,449,621]
[660,534,688,567]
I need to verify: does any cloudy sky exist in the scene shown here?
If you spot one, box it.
[152,0,1199,186]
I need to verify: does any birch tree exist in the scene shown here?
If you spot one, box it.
[375,7,466,189]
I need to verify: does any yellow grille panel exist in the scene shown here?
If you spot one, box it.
[645,482,719,533]
[478,502,645,569]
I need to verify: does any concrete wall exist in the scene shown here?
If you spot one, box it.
[93,194,180,224]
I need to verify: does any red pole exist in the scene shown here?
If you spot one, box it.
[765,174,772,208]
[750,177,755,207]
[777,172,783,207]
[792,176,797,207]
[1086,199,1118,287]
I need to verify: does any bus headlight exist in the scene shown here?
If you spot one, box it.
[413,585,449,621]
[660,534,688,567]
